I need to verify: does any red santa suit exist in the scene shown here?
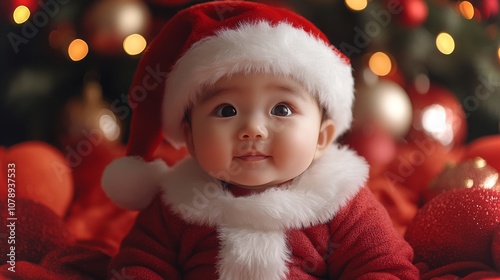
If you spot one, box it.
[108,146,419,279]
[100,2,419,279]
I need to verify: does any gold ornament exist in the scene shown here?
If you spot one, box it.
[353,79,413,138]
[427,157,500,201]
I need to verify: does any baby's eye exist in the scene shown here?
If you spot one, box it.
[271,103,292,117]
[215,104,237,118]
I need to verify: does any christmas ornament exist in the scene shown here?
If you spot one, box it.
[0,141,74,217]
[0,198,73,263]
[406,84,467,148]
[393,0,428,28]
[83,0,151,55]
[405,188,500,268]
[491,227,500,271]
[472,0,499,20]
[58,80,123,149]
[463,135,500,172]
[427,157,500,201]
[494,227,500,270]
[340,121,397,166]
[353,79,413,139]
[384,141,462,195]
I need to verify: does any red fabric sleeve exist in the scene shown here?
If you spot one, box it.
[107,195,184,279]
[327,187,419,279]
[108,195,219,280]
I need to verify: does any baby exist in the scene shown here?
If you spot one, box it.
[103,1,418,279]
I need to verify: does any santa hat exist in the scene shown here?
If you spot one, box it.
[102,1,354,210]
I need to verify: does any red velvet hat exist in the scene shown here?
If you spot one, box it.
[103,1,354,210]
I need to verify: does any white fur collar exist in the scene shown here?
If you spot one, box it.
[159,145,368,280]
[160,145,369,230]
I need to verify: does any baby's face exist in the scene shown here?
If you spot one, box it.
[184,72,330,191]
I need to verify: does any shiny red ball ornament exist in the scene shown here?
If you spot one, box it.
[0,141,74,217]
[394,0,428,28]
[406,84,467,149]
[426,157,500,201]
[472,0,499,20]
[340,122,397,166]
[493,227,500,270]
[463,135,500,172]
[384,140,462,195]
[405,188,500,268]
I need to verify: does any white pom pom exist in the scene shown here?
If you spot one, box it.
[102,157,168,210]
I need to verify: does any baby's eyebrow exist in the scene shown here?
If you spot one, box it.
[198,87,234,104]
[198,82,309,104]
[266,84,310,102]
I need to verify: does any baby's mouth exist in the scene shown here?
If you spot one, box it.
[235,152,270,161]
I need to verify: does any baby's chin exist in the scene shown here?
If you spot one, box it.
[227,178,293,192]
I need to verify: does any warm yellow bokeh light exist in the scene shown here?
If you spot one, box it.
[123,34,147,56]
[436,32,455,55]
[345,0,368,11]
[497,46,500,60]
[13,5,30,24]
[368,52,392,76]
[68,39,89,61]
[458,1,474,20]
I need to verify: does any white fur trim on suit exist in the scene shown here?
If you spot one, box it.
[160,145,369,279]
[102,157,168,210]
[218,228,290,280]
[162,21,354,148]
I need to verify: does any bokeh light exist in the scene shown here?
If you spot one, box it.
[345,0,368,11]
[421,104,453,146]
[68,39,89,61]
[123,34,147,55]
[368,52,392,76]
[459,1,475,19]
[436,32,455,55]
[13,5,30,24]
[99,109,121,141]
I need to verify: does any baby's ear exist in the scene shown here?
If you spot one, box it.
[182,122,196,157]
[314,119,335,160]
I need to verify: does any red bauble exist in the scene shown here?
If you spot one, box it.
[340,122,397,166]
[405,188,500,268]
[384,140,462,195]
[426,157,500,202]
[394,0,428,28]
[406,84,467,149]
[0,142,74,217]
[463,135,500,172]
[472,0,499,19]
[493,227,500,271]
[0,199,73,263]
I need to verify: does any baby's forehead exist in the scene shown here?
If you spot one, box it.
[197,72,314,102]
